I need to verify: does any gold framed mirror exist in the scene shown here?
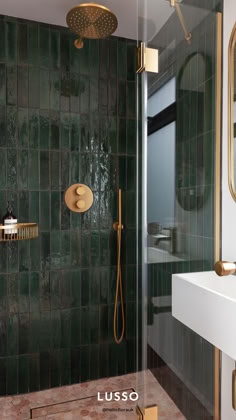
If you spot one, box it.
[228,23,236,201]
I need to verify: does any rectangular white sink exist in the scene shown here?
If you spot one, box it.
[172,271,236,360]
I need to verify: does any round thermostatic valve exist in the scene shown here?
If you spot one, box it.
[65,184,93,213]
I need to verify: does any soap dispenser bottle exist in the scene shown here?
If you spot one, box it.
[2,202,17,236]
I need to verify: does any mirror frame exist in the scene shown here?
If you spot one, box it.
[228,23,236,201]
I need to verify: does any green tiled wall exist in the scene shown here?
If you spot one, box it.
[0,15,137,395]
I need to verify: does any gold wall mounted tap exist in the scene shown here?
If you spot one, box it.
[215,261,236,276]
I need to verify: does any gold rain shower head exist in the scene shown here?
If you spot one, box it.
[66,3,118,49]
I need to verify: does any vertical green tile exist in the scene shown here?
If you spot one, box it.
[40,110,49,149]
[51,192,61,230]
[30,272,40,313]
[127,81,136,118]
[40,151,50,190]
[61,309,71,348]
[40,26,50,68]
[28,150,39,190]
[40,233,50,272]
[109,38,117,78]
[81,307,89,345]
[70,73,80,113]
[71,113,80,151]
[40,191,50,231]
[51,310,61,349]
[18,24,28,65]
[127,43,136,81]
[18,108,28,147]
[50,151,60,190]
[7,356,18,395]
[60,231,71,268]
[0,275,7,316]
[7,148,17,189]
[60,33,70,71]
[17,66,28,108]
[19,313,29,354]
[100,39,109,78]
[51,30,60,69]
[61,151,70,189]
[0,148,6,188]
[79,39,89,75]
[50,71,60,111]
[40,70,49,109]
[50,111,60,149]
[7,65,17,105]
[61,271,71,308]
[0,21,6,62]
[99,79,108,115]
[118,38,127,80]
[80,75,89,114]
[28,24,39,66]
[81,231,90,267]
[19,239,30,272]
[71,270,80,307]
[50,349,60,387]
[8,314,18,355]
[0,105,6,146]
[118,118,126,154]
[89,40,99,77]
[0,318,7,356]
[29,67,40,108]
[71,308,80,346]
[19,191,29,222]
[40,350,50,390]
[50,232,61,272]
[19,355,29,393]
[61,72,70,112]
[61,113,70,149]
[71,346,80,383]
[70,35,80,73]
[80,345,90,382]
[0,64,6,105]
[29,109,39,148]
[8,273,18,314]
[71,232,80,267]
[6,22,16,64]
[29,353,40,392]
[6,105,17,146]
[80,114,89,152]
[60,348,71,385]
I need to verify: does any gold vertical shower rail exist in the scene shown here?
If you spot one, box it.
[113,188,125,344]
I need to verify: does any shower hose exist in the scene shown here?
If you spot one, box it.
[113,189,125,344]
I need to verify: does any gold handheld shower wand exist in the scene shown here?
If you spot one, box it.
[113,189,125,344]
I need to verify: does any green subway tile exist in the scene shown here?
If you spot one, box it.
[60,348,70,385]
[71,152,80,183]
[51,192,61,230]
[81,231,90,267]
[50,231,61,270]
[100,268,109,304]
[0,64,6,105]
[19,238,30,272]
[118,118,126,154]
[127,119,136,154]
[17,66,28,108]
[109,117,117,153]
[100,232,109,266]
[127,81,136,118]
[40,191,50,231]
[0,319,7,357]
[99,79,108,115]
[80,114,89,152]
[40,233,50,272]
[61,113,70,149]
[28,24,39,66]
[80,345,89,382]
[50,111,60,149]
[29,192,39,224]
[71,114,80,151]
[70,35,80,73]
[8,273,18,313]
[71,232,80,267]
[6,22,16,64]
[61,309,71,348]
[118,81,126,117]
[109,78,117,116]
[61,72,70,112]
[71,308,80,346]
[28,150,39,190]
[90,78,98,114]
[50,71,60,111]
[71,346,80,383]
[79,39,89,75]
[100,39,109,78]
[6,65,17,105]
[18,24,28,65]
[81,307,89,345]
[99,343,108,378]
[6,105,17,147]
[61,151,70,189]
[127,156,136,191]
[109,38,117,78]
[91,231,100,266]
[50,349,60,387]
[71,270,80,307]
[50,151,60,190]
[7,148,17,189]
[29,312,40,353]
[90,309,99,345]
[127,43,136,81]
[51,30,60,69]
[29,109,39,148]
[40,151,50,190]
[99,117,109,152]
[61,198,70,230]
[90,115,99,153]
[40,350,50,390]
[29,353,40,392]
[50,271,60,309]
[51,310,61,349]
[19,191,29,222]
[89,40,99,77]
[0,106,6,146]
[18,108,28,147]
[19,313,29,354]
[40,70,49,109]
[40,110,49,149]
[100,305,108,342]
[0,274,7,316]
[0,21,6,62]
[60,33,70,71]
[118,38,127,80]
[70,73,80,113]
[61,271,71,308]
[29,67,40,108]
[90,269,100,306]
[30,272,40,312]
[60,231,70,268]
[7,314,18,356]
[0,148,6,188]
[40,26,50,68]
[80,75,89,114]
[7,356,18,395]
[19,355,29,394]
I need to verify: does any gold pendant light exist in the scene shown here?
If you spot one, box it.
[66,3,118,49]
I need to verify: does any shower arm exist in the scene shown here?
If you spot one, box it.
[170,0,192,44]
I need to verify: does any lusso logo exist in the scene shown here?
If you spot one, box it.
[97,391,139,401]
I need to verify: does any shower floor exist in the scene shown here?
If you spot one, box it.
[0,370,185,420]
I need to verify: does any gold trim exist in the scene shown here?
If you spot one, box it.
[136,405,158,419]
[65,183,93,213]
[228,23,236,201]
[214,12,222,420]
[0,223,38,241]
[136,43,158,74]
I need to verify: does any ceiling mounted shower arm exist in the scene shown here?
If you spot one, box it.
[170,0,191,44]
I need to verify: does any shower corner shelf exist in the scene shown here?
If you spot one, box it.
[0,223,39,242]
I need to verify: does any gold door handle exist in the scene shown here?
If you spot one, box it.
[215,261,236,276]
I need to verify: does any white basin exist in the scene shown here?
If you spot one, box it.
[172,271,236,360]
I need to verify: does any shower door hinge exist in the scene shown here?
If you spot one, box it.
[136,42,159,74]
[136,405,159,419]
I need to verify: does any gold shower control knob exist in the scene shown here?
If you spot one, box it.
[215,261,236,276]
[76,186,85,196]
[76,200,85,209]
